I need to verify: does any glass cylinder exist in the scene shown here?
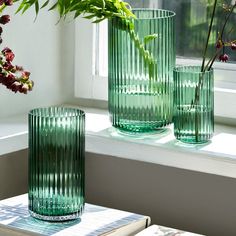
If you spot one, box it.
[28,107,85,221]
[173,66,214,144]
[108,9,176,133]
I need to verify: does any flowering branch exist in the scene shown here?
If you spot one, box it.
[0,47,33,93]
[201,0,218,72]
[0,0,33,94]
[202,0,236,72]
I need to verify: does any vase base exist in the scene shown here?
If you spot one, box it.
[29,209,83,222]
[175,136,212,145]
[112,120,171,134]
[116,127,166,135]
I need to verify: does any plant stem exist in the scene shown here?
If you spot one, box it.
[117,18,156,81]
[193,1,235,141]
[201,0,217,72]
[204,3,236,71]
[205,50,220,71]
[128,28,155,80]
[220,3,236,39]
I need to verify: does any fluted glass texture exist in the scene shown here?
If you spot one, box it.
[108,9,175,133]
[28,107,85,221]
[173,66,214,144]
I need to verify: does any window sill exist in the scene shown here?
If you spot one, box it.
[1,107,236,179]
[0,115,28,156]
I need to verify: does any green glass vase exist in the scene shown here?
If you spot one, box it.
[173,66,214,144]
[28,107,85,221]
[108,9,176,133]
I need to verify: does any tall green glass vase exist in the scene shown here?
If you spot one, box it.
[28,107,85,221]
[108,9,176,133]
[173,66,214,144]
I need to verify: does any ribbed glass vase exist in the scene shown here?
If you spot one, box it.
[28,107,85,221]
[173,66,214,144]
[108,9,175,133]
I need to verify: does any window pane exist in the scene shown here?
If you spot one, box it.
[161,0,236,62]
[94,20,108,77]
[128,0,236,62]
[95,0,236,77]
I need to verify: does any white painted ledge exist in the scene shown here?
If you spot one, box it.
[0,115,28,156]
[1,107,236,178]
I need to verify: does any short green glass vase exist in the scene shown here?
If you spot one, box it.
[108,9,176,133]
[28,107,85,221]
[173,66,214,144]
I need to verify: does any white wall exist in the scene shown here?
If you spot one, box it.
[0,150,28,200]
[86,153,236,236]
[0,5,68,118]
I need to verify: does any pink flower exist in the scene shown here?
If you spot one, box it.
[16,65,23,71]
[3,62,14,70]
[0,73,5,82]
[4,0,13,6]
[7,73,15,81]
[2,47,14,62]
[219,54,229,62]
[0,15,10,25]
[231,43,236,50]
[22,71,30,78]
[1,74,16,89]
[2,47,12,53]
[5,51,14,62]
[19,84,29,94]
[10,81,21,93]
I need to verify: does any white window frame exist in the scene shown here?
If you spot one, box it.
[75,18,108,101]
[74,17,236,120]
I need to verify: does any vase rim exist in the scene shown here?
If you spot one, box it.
[29,106,85,118]
[132,8,176,19]
[173,65,214,74]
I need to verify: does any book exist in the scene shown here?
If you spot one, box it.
[0,194,150,236]
[136,224,204,236]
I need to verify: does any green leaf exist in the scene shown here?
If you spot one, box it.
[41,0,49,9]
[63,0,72,15]
[48,2,58,11]
[0,5,6,14]
[114,1,121,10]
[144,34,158,44]
[15,0,27,14]
[92,17,105,23]
[74,10,81,19]
[35,1,39,15]
[22,4,32,14]
[57,0,65,17]
[101,0,105,9]
[120,1,135,18]
[83,14,97,19]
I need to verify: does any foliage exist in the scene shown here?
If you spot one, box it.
[0,0,33,93]
[15,0,136,22]
[15,0,157,79]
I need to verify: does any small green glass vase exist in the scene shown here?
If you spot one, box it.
[108,9,176,133]
[28,107,85,221]
[173,66,214,144]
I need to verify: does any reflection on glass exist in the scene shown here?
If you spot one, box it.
[108,9,175,133]
[127,0,236,62]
